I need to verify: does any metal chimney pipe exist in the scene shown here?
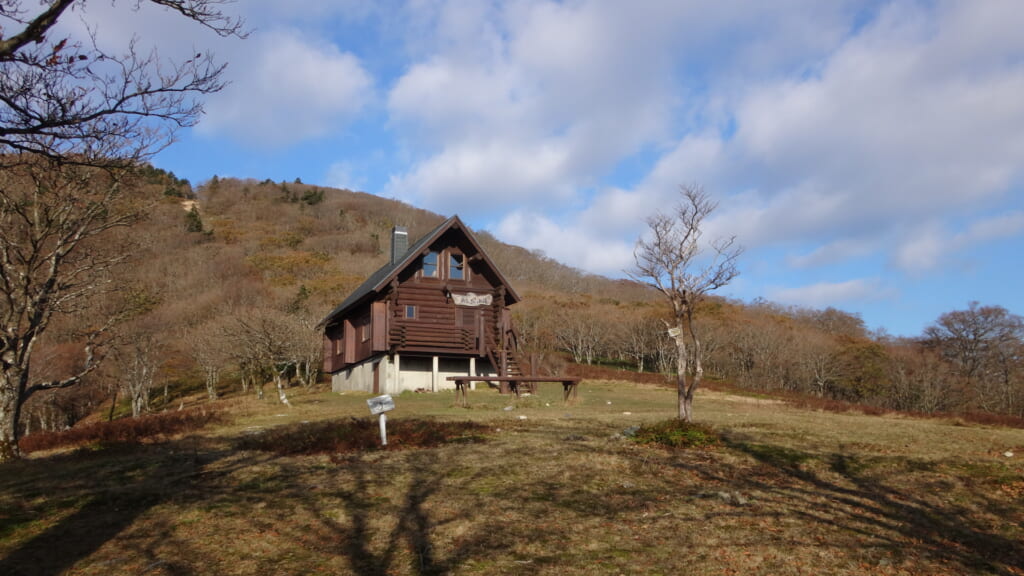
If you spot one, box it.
[391,226,408,264]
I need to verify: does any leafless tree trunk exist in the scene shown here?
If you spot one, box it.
[116,337,158,418]
[622,316,662,373]
[185,322,229,401]
[0,1,242,461]
[554,310,603,365]
[0,160,138,459]
[222,309,305,406]
[629,185,742,421]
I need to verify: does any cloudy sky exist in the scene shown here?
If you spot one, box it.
[70,0,1024,336]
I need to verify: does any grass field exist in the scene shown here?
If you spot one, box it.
[2,380,1023,575]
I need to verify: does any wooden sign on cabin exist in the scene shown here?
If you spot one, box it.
[451,292,492,307]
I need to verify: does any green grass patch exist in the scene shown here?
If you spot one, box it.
[630,419,720,448]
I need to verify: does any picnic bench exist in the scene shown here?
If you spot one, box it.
[447,376,580,406]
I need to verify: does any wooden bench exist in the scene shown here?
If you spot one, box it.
[446,376,580,406]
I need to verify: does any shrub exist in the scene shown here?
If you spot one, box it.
[19,409,224,453]
[631,420,720,449]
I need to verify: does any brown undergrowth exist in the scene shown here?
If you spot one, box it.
[17,409,223,454]
[235,417,490,456]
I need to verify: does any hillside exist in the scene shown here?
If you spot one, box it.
[18,172,1024,436]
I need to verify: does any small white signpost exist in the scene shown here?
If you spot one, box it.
[367,394,395,446]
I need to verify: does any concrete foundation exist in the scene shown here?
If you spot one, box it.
[331,354,496,394]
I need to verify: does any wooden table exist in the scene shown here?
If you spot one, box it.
[447,376,580,406]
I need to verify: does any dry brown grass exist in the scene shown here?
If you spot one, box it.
[1,381,1022,575]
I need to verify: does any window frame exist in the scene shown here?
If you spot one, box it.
[422,250,439,278]
[449,252,466,280]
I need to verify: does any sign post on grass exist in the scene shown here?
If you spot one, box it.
[367,394,395,446]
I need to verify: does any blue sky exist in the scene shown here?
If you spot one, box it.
[68,0,1024,337]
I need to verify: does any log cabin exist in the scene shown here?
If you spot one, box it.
[320,215,526,394]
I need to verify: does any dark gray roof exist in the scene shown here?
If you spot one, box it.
[319,215,519,328]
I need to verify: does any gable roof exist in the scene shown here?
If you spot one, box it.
[319,215,520,328]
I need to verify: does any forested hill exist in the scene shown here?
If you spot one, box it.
[190,175,655,313]
[23,171,1024,435]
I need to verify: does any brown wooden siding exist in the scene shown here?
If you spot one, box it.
[388,284,497,355]
[372,301,388,352]
[323,324,345,373]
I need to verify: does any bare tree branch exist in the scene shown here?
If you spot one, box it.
[0,0,242,461]
[1,0,243,165]
[628,184,743,420]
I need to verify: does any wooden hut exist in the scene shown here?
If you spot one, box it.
[320,216,526,394]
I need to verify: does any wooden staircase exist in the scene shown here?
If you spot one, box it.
[486,328,534,393]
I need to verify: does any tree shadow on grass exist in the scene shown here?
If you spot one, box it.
[0,438,229,576]
[300,450,514,576]
[710,437,1024,575]
[1,438,503,575]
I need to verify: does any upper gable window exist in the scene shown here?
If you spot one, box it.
[422,251,439,278]
[449,253,466,280]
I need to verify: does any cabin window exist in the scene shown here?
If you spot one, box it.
[405,305,417,319]
[334,339,343,355]
[422,251,439,278]
[449,253,465,280]
[361,322,370,342]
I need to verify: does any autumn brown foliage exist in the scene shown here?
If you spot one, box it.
[18,409,223,453]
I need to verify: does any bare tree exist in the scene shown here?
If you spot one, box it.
[0,160,145,459]
[185,321,229,401]
[629,185,742,421]
[1,0,243,165]
[885,343,963,413]
[222,309,305,406]
[925,302,1024,415]
[553,309,604,365]
[114,333,158,418]
[292,312,323,388]
[0,1,242,461]
[620,315,663,373]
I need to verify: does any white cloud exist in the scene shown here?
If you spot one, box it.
[959,211,1024,245]
[383,0,692,213]
[495,210,635,277]
[769,279,890,308]
[894,212,1024,273]
[619,0,1024,282]
[893,223,945,273]
[787,238,878,269]
[197,28,373,147]
[325,161,367,192]
[386,140,577,214]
